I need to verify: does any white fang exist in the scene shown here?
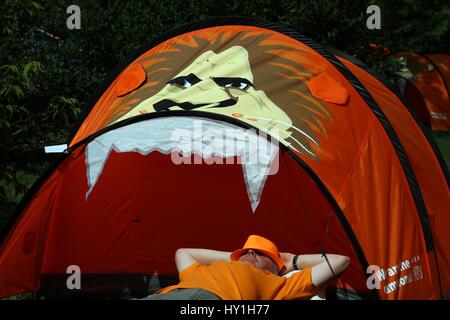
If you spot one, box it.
[85,116,279,213]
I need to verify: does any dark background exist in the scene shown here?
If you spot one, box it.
[1,0,449,229]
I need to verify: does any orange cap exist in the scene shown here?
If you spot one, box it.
[230,235,285,272]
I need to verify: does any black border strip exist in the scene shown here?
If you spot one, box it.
[1,110,379,300]
[327,47,450,188]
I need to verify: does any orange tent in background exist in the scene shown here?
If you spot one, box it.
[0,18,449,300]
[395,52,450,131]
[396,77,430,128]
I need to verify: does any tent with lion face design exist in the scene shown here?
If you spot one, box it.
[0,18,449,300]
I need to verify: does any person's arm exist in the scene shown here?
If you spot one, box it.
[280,253,351,288]
[175,248,232,273]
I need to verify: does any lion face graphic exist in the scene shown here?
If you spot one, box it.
[110,31,332,159]
[115,46,293,142]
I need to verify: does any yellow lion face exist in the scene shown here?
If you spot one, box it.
[106,31,332,159]
[115,46,293,142]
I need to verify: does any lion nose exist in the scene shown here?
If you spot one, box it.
[195,77,220,91]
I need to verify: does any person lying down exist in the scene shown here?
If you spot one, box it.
[137,234,351,300]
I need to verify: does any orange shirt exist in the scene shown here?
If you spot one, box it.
[157,261,320,300]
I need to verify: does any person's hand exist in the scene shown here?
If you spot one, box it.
[279,252,295,275]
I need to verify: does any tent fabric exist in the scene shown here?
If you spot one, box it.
[114,64,147,97]
[327,47,450,188]
[335,55,450,297]
[396,52,450,131]
[0,18,449,300]
[307,72,349,104]
[427,54,450,98]
[397,77,431,127]
[85,117,279,212]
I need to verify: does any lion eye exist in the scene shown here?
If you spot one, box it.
[168,73,201,88]
[182,79,192,88]
[225,82,249,90]
[238,82,248,90]
[214,77,254,91]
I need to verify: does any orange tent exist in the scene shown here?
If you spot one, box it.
[395,52,450,131]
[0,18,449,300]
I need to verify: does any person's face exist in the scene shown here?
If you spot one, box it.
[238,249,279,274]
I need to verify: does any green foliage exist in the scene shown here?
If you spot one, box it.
[0,61,44,100]
[0,58,79,219]
[432,132,450,167]
[2,292,35,300]
[379,0,450,53]
[0,1,82,221]
[0,0,449,232]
